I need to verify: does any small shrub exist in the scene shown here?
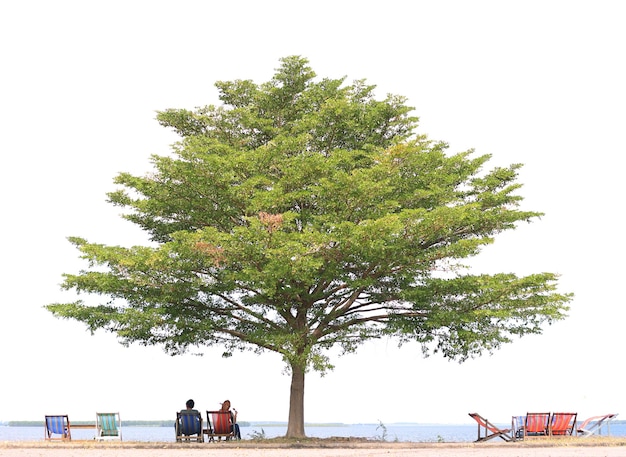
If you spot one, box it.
[248,428,266,441]
[375,420,388,442]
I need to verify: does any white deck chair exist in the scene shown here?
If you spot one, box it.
[577,413,618,437]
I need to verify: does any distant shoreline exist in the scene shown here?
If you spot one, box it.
[3,421,351,427]
[4,421,405,427]
[5,420,626,427]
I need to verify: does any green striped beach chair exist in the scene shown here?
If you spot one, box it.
[96,412,122,441]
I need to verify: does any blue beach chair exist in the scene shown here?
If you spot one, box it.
[512,415,525,440]
[44,415,71,441]
[175,411,204,442]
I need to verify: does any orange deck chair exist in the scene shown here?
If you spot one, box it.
[550,412,577,436]
[524,412,550,438]
[468,413,513,442]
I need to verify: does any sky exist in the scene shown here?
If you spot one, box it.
[1,0,625,428]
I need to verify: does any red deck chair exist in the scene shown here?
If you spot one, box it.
[524,412,550,438]
[468,413,513,442]
[205,410,235,442]
[550,412,577,436]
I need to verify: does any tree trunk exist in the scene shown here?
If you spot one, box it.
[285,363,306,438]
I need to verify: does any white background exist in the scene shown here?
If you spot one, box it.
[1,0,624,426]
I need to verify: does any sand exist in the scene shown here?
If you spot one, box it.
[2,440,626,457]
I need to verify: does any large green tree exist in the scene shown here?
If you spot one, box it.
[48,56,571,438]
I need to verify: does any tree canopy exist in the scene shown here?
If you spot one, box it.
[47,56,572,438]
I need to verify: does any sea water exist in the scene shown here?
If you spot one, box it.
[1,423,625,442]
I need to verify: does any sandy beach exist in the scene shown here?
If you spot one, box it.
[3,440,626,457]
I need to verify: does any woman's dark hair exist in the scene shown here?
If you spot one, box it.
[186,399,195,409]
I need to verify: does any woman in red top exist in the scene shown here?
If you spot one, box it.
[220,400,241,440]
